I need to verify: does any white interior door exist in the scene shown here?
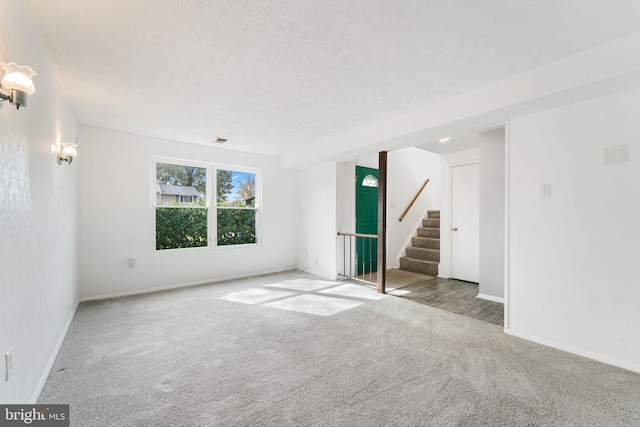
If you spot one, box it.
[451,163,479,283]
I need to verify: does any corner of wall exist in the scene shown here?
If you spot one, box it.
[0,0,79,403]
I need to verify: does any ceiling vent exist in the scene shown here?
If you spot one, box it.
[213,138,227,144]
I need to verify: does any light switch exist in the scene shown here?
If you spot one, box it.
[540,184,551,198]
[603,145,629,165]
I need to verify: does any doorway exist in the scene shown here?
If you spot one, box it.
[355,166,378,275]
[451,163,479,283]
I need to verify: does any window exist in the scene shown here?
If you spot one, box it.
[362,174,378,187]
[153,159,260,250]
[155,163,208,250]
[216,169,257,245]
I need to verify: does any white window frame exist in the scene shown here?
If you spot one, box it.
[151,156,261,251]
[215,165,261,248]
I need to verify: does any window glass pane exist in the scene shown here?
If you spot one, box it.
[362,174,378,187]
[217,209,256,246]
[156,207,208,250]
[217,169,256,207]
[156,163,206,206]
[156,162,208,250]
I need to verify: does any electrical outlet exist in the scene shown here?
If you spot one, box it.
[127,258,135,269]
[5,348,13,381]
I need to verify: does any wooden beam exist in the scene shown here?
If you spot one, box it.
[377,151,387,294]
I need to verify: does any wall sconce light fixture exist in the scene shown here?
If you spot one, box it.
[57,142,78,165]
[0,62,37,109]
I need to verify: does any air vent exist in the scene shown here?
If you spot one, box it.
[213,138,227,144]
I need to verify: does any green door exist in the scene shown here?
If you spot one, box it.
[355,166,379,275]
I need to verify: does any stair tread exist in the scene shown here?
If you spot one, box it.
[407,246,439,252]
[400,256,439,265]
[409,213,440,267]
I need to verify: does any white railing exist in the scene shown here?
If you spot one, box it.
[337,232,377,284]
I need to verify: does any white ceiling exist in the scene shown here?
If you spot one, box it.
[23,0,640,163]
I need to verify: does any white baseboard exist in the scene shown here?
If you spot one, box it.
[476,293,505,303]
[31,300,79,404]
[79,267,298,302]
[504,328,640,375]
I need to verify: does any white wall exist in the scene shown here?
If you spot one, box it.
[387,148,441,267]
[297,162,337,279]
[439,148,479,278]
[479,129,505,300]
[336,161,356,277]
[77,126,298,299]
[507,89,640,372]
[0,0,78,403]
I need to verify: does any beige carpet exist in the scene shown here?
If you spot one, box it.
[39,270,640,426]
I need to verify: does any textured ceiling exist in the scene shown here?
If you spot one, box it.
[22,0,640,161]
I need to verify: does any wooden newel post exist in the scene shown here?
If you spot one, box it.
[377,151,387,294]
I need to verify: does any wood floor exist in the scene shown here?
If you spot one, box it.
[391,276,504,326]
[349,269,504,326]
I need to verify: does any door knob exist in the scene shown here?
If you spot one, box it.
[451,227,458,231]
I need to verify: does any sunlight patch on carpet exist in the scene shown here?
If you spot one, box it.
[319,284,387,300]
[217,279,379,316]
[264,294,363,316]
[217,288,295,304]
[266,279,339,291]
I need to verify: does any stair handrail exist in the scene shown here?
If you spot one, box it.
[337,231,378,238]
[399,178,430,222]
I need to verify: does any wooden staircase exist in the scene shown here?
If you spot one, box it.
[399,210,440,276]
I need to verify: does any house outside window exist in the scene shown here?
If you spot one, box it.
[154,159,260,250]
[155,184,201,205]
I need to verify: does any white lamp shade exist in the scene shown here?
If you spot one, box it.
[61,143,78,157]
[1,62,37,95]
